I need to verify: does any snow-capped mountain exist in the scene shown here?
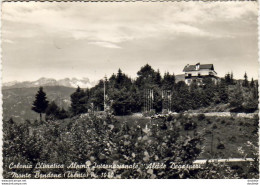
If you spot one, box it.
[3,77,97,89]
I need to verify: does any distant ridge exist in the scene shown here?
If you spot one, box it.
[3,77,97,89]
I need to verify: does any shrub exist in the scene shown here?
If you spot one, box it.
[198,113,206,121]
[229,136,237,142]
[160,123,168,130]
[217,143,225,149]
[231,165,244,175]
[184,122,194,131]
[205,129,212,135]
[239,121,244,126]
[166,114,174,121]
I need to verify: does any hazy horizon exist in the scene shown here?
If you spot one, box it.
[3,65,255,84]
[2,2,258,83]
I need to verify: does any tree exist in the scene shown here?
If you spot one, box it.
[115,69,132,90]
[162,72,175,90]
[190,82,203,109]
[229,84,243,112]
[250,78,255,88]
[70,86,88,115]
[224,73,231,85]
[109,87,135,115]
[230,72,234,85]
[172,83,191,112]
[243,72,249,87]
[46,101,60,120]
[129,84,142,113]
[217,80,229,104]
[32,87,49,121]
[116,68,124,87]
[136,64,156,89]
[243,93,258,113]
[58,108,69,119]
[201,78,216,107]
[154,69,162,87]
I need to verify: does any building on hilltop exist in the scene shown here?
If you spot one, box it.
[183,63,218,86]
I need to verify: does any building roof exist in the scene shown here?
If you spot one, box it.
[183,63,214,72]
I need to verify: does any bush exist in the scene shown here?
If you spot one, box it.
[198,113,206,121]
[166,114,174,121]
[207,119,212,125]
[142,110,156,117]
[205,129,212,135]
[229,136,237,142]
[217,143,225,149]
[184,122,193,131]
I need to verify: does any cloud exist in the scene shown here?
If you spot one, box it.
[1,2,258,82]
[88,41,121,49]
[2,1,257,45]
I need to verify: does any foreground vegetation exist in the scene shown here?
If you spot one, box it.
[3,113,258,179]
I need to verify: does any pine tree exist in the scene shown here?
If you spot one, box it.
[116,68,123,86]
[229,84,243,112]
[230,72,234,85]
[162,72,175,90]
[59,108,68,119]
[154,69,162,87]
[46,101,60,120]
[32,87,49,121]
[243,72,249,87]
[224,73,231,85]
[218,80,229,104]
[136,64,156,89]
[250,78,255,88]
[70,86,88,115]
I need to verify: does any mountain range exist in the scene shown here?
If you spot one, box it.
[3,77,97,89]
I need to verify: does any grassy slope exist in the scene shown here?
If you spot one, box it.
[115,114,258,159]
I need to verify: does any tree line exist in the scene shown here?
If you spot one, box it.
[31,64,258,119]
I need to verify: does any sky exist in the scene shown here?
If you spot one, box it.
[2,1,258,83]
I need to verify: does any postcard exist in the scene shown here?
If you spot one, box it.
[1,0,259,180]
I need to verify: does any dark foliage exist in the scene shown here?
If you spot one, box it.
[66,66,258,116]
[46,101,69,120]
[32,87,49,121]
[70,86,88,115]
[3,114,258,179]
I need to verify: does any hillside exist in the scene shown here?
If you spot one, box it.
[3,113,258,178]
[2,86,75,122]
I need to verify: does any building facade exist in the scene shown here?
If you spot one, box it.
[183,63,218,86]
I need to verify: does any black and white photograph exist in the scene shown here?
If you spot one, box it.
[1,1,259,180]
